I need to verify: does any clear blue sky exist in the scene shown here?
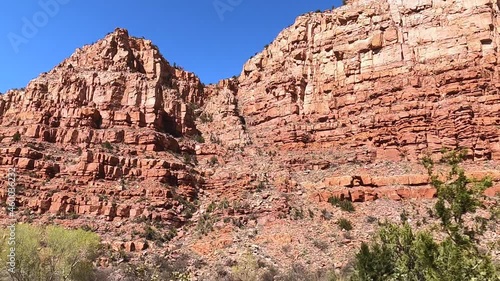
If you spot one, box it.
[0,0,341,93]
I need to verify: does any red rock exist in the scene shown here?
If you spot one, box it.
[484,185,500,197]
[16,158,35,170]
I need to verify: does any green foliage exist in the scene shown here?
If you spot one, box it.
[220,253,342,281]
[290,207,305,220]
[230,253,278,281]
[219,198,230,209]
[209,156,219,166]
[351,221,497,281]
[197,213,216,235]
[0,224,100,281]
[426,150,492,241]
[173,191,197,219]
[279,263,341,281]
[192,133,205,143]
[206,201,217,213]
[143,225,176,245]
[182,153,198,165]
[111,253,191,281]
[351,149,498,281]
[199,112,213,123]
[328,196,355,212]
[101,141,113,151]
[143,225,160,241]
[337,218,353,231]
[256,180,266,191]
[12,132,21,142]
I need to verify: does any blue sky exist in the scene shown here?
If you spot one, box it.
[0,0,341,92]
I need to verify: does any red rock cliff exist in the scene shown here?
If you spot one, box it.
[211,0,500,161]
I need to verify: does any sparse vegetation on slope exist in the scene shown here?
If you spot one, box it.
[350,150,499,281]
[0,224,100,281]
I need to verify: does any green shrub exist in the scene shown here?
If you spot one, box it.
[0,224,100,281]
[337,218,353,231]
[182,153,198,165]
[338,201,355,213]
[193,134,205,143]
[197,213,216,235]
[101,141,113,150]
[351,149,498,280]
[279,263,340,281]
[327,196,341,205]
[142,225,176,245]
[105,253,191,281]
[328,196,355,212]
[199,112,213,123]
[12,132,21,142]
[209,156,219,166]
[143,225,161,241]
[256,181,266,191]
[230,253,278,281]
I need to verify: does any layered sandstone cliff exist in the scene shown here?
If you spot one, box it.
[203,0,500,161]
[0,0,498,272]
[196,0,500,208]
[0,29,205,240]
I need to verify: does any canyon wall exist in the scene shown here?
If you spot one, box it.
[205,0,500,161]
[0,0,498,258]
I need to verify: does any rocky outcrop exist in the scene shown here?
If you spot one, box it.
[0,29,205,246]
[197,79,251,149]
[0,28,204,142]
[312,169,500,202]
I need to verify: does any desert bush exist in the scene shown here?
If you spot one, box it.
[101,253,191,281]
[230,253,278,281]
[0,224,100,281]
[351,149,498,281]
[199,112,213,123]
[279,263,340,281]
[182,153,198,165]
[193,133,205,143]
[197,213,217,235]
[12,132,21,142]
[209,156,219,166]
[101,141,113,150]
[328,196,355,212]
[337,218,353,231]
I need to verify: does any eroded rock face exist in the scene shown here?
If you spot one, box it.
[232,0,500,161]
[0,28,204,140]
[0,28,205,242]
[0,1,499,264]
